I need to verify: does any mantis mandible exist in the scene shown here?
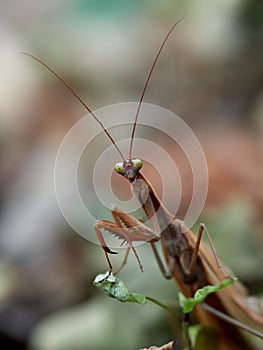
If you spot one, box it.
[23,20,263,350]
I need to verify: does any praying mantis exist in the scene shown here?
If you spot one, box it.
[23,21,263,350]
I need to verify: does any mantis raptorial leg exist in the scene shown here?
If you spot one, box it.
[94,206,159,275]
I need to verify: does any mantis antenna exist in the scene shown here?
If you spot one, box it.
[128,18,183,159]
[21,52,125,160]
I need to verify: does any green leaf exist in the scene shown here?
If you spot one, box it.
[179,278,236,313]
[93,272,147,305]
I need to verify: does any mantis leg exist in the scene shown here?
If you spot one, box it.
[188,224,204,274]
[94,219,143,273]
[94,225,117,276]
[188,223,232,278]
[150,223,224,280]
[94,206,159,274]
[114,247,131,274]
[150,242,176,279]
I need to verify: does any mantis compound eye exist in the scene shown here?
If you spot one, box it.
[115,162,124,174]
[132,159,143,171]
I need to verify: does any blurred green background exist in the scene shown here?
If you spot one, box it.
[0,1,263,349]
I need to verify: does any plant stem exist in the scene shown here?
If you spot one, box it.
[145,296,180,317]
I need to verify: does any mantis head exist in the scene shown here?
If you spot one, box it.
[115,159,143,182]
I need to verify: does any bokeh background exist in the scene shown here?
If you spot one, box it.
[0,1,263,349]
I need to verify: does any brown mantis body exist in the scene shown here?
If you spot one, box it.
[23,21,263,350]
[96,170,263,349]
